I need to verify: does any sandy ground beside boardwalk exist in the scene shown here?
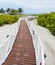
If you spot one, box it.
[31,20,55,65]
[44,41,55,65]
[36,26,55,65]
[0,22,18,45]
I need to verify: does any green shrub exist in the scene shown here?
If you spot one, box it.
[0,19,4,26]
[37,13,55,36]
[0,14,19,26]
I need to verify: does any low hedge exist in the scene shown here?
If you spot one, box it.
[37,13,55,36]
[0,14,18,26]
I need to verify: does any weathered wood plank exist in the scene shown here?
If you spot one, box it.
[3,20,36,65]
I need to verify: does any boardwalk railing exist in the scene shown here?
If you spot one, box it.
[25,18,45,65]
[0,18,21,65]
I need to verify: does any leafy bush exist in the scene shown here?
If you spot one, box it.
[0,14,18,26]
[37,13,55,36]
[0,19,4,26]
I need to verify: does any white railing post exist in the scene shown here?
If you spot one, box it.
[0,18,21,65]
[25,18,45,65]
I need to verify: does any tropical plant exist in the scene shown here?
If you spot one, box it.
[37,13,55,36]
[6,8,10,13]
[10,9,17,15]
[0,14,18,26]
[18,8,23,14]
[0,8,5,13]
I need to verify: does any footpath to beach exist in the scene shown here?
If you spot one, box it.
[2,20,36,65]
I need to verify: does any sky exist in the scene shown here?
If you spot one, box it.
[0,0,55,14]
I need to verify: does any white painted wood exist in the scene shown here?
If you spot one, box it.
[25,17,45,65]
[0,18,21,65]
[0,17,45,65]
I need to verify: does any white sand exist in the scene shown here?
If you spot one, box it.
[30,20,55,65]
[35,25,55,65]
[0,22,18,45]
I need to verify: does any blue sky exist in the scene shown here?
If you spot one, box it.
[0,0,55,14]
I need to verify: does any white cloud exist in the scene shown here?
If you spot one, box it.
[0,0,55,13]
[0,0,55,9]
[0,0,10,2]
[10,0,55,9]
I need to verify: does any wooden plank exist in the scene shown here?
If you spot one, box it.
[3,20,36,65]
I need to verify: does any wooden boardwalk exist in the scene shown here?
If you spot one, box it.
[3,20,36,65]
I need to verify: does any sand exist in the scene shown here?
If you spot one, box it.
[30,20,55,65]
[0,22,18,45]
